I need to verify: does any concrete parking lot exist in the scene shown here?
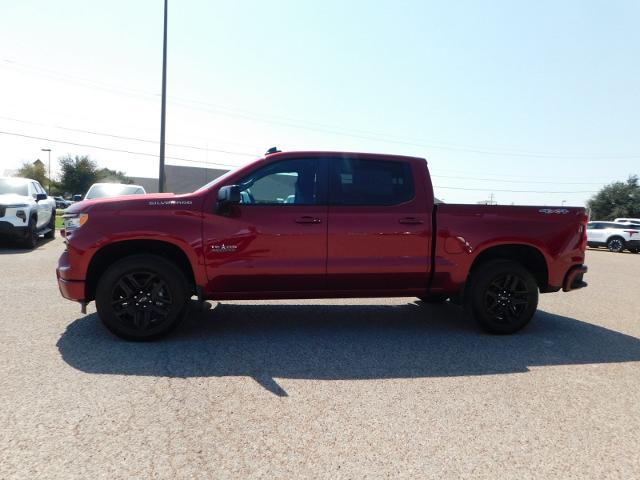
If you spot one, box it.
[1,238,639,479]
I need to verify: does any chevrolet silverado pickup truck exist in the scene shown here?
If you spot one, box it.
[57,151,588,340]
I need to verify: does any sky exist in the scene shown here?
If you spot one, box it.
[0,0,639,205]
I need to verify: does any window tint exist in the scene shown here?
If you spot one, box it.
[238,158,320,205]
[329,158,414,206]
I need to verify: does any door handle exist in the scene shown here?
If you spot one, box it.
[295,216,322,224]
[399,217,424,225]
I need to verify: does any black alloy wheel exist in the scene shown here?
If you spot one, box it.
[95,254,189,340]
[111,271,174,332]
[607,237,625,253]
[483,273,531,324]
[466,260,538,334]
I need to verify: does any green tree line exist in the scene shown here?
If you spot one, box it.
[16,155,130,197]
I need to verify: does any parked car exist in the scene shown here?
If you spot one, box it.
[57,150,588,340]
[587,221,640,253]
[84,183,146,200]
[614,217,640,224]
[53,196,72,209]
[0,177,56,247]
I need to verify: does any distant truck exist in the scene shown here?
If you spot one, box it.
[84,183,146,200]
[0,177,56,248]
[57,151,588,340]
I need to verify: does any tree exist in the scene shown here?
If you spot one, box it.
[58,155,130,196]
[587,175,640,220]
[17,160,48,187]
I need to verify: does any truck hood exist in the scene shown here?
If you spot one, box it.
[65,192,198,214]
[0,193,31,206]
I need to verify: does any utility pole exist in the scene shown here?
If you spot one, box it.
[41,148,51,194]
[489,192,495,205]
[158,0,168,192]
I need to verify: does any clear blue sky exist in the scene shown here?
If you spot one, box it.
[1,0,638,205]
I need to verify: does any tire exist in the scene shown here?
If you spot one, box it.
[418,295,448,304]
[20,217,38,249]
[465,260,539,334]
[44,211,56,239]
[629,249,639,254]
[95,254,189,340]
[606,236,625,253]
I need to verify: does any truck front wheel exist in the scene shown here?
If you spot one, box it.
[95,254,189,340]
[465,260,538,334]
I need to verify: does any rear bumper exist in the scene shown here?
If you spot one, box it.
[627,239,640,249]
[563,265,588,292]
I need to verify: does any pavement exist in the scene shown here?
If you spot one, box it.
[0,237,639,479]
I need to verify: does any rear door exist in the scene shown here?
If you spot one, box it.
[326,156,432,293]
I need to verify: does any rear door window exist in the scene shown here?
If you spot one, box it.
[329,158,414,206]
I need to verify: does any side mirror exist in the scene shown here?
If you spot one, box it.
[218,185,241,204]
[36,193,48,202]
[216,185,241,214]
[73,194,82,202]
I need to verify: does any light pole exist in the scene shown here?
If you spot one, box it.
[41,148,52,194]
[158,0,168,193]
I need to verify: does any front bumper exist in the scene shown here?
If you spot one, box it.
[57,275,86,301]
[563,265,588,292]
[0,221,28,239]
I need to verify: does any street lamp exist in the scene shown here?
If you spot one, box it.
[158,0,168,193]
[41,148,51,194]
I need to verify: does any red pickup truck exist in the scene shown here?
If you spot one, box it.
[57,151,588,340]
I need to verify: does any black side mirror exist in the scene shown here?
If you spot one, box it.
[218,185,241,204]
[36,193,48,202]
[216,185,241,214]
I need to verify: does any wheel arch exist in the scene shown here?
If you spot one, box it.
[85,239,197,301]
[468,243,549,291]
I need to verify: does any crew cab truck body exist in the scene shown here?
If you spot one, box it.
[57,151,588,340]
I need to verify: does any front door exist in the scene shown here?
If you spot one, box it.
[203,157,328,295]
[326,156,432,293]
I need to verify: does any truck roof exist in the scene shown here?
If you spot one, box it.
[264,150,427,163]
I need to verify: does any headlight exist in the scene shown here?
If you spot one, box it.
[63,213,89,233]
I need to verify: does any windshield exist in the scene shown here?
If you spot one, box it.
[85,184,143,199]
[195,166,244,192]
[0,179,29,196]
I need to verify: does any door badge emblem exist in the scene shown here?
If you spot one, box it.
[212,244,237,253]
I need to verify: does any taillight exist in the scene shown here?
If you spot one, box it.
[624,230,639,237]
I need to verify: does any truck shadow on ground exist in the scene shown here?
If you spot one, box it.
[57,301,640,396]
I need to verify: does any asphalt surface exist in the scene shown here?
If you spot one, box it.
[1,237,639,479]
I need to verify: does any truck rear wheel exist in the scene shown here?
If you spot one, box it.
[465,260,538,334]
[95,254,189,340]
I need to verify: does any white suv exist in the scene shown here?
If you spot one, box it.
[0,177,56,248]
[587,221,640,254]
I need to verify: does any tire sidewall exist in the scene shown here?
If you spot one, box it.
[95,255,189,340]
[469,261,539,334]
[22,218,37,249]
